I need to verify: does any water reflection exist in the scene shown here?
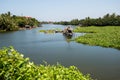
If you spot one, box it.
[63,34,73,43]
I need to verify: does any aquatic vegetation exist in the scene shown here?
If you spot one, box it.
[39,29,62,33]
[74,26,120,49]
[0,47,93,80]
[39,29,55,33]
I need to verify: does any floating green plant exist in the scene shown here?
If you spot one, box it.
[74,26,120,49]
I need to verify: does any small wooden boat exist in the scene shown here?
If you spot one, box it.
[63,26,73,37]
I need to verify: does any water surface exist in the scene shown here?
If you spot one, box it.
[0,24,120,80]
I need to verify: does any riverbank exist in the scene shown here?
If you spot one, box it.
[1,24,120,80]
[0,26,38,32]
[74,26,120,49]
[0,30,6,32]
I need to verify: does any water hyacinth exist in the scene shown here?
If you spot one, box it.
[74,26,120,49]
[39,29,62,34]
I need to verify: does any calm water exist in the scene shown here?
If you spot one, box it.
[0,24,120,80]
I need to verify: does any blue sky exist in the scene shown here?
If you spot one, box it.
[0,0,120,21]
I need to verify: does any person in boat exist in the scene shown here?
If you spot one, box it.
[63,26,73,36]
[66,26,72,33]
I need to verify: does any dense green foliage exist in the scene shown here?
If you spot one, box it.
[74,26,120,49]
[0,12,18,31]
[54,19,79,25]
[0,12,40,31]
[54,13,120,26]
[79,13,120,26]
[0,47,93,80]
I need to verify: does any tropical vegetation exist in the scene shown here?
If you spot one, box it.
[54,13,120,26]
[0,47,93,80]
[0,12,40,32]
[74,26,120,49]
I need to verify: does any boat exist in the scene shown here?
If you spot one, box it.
[63,26,73,37]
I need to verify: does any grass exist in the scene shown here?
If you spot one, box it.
[74,26,120,49]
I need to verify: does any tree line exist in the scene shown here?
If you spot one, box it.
[54,13,120,26]
[0,12,40,31]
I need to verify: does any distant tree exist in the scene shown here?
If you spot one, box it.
[70,19,79,25]
[0,12,18,31]
[0,12,40,31]
[53,13,120,26]
[79,13,120,26]
[80,17,91,26]
[116,15,120,26]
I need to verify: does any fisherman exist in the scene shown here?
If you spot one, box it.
[63,26,73,36]
[66,26,72,33]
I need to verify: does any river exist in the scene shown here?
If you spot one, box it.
[0,24,120,80]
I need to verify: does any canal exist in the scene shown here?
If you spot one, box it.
[0,24,120,80]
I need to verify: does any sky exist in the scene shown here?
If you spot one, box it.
[0,0,120,21]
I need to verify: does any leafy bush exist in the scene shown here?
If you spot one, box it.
[0,12,39,31]
[0,12,18,31]
[0,47,93,80]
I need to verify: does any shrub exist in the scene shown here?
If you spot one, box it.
[0,47,93,80]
